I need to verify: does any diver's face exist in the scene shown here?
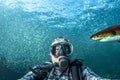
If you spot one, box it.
[51,44,70,63]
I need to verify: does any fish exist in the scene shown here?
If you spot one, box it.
[90,24,120,42]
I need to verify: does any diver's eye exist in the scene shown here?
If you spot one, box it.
[63,45,71,53]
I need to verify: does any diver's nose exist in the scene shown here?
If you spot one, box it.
[59,49,64,55]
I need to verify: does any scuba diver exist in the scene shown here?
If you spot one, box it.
[19,37,111,80]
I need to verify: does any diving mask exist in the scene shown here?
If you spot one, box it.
[50,43,73,58]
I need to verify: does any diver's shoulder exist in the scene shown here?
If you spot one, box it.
[32,61,53,69]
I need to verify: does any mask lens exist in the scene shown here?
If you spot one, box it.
[51,44,60,57]
[63,44,71,54]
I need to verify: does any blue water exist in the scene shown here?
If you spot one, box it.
[0,0,120,80]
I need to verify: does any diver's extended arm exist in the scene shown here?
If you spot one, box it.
[83,67,112,80]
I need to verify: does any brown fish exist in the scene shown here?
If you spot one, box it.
[90,24,120,42]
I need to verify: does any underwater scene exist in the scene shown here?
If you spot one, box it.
[0,0,120,80]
